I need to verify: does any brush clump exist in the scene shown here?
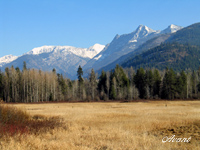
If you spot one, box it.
[0,104,63,137]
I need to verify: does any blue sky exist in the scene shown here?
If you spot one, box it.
[0,0,200,57]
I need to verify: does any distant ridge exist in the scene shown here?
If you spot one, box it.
[0,44,105,79]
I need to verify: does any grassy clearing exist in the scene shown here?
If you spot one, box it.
[0,101,200,149]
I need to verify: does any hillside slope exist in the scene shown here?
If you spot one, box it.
[97,33,171,73]
[166,22,200,46]
[121,43,200,71]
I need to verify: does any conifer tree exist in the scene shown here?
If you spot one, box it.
[110,77,117,100]
[0,71,3,99]
[176,70,187,98]
[134,68,146,99]
[98,70,106,97]
[145,70,154,99]
[77,65,83,83]
[106,72,110,99]
[77,65,84,100]
[89,69,97,100]
[162,68,176,99]
[153,69,161,98]
[191,70,198,98]
[23,61,27,71]
[114,65,129,99]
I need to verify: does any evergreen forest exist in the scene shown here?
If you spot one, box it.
[121,43,200,72]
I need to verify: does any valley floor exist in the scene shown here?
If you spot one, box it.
[1,101,200,150]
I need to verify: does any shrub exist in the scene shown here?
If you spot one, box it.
[0,104,30,124]
[0,104,63,137]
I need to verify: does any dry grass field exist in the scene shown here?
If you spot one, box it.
[0,101,200,150]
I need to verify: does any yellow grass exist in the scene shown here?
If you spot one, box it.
[0,101,200,150]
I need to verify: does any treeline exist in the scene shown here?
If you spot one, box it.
[0,62,200,102]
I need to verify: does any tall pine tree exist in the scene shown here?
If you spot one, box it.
[153,69,161,98]
[77,65,84,100]
[134,68,146,99]
[162,68,176,99]
[89,69,97,100]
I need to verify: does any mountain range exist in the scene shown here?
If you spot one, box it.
[120,22,200,71]
[2,23,200,79]
[83,24,183,75]
[0,44,105,79]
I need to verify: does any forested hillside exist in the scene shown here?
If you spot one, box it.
[166,22,200,46]
[117,23,200,72]
[1,63,200,102]
[121,43,200,71]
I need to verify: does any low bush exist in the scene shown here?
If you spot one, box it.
[0,104,63,137]
[0,104,30,124]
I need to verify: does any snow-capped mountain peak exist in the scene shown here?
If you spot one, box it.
[83,24,184,72]
[135,25,160,35]
[128,25,160,43]
[161,24,183,34]
[88,43,105,52]
[25,44,105,59]
[0,55,18,67]
[84,25,163,71]
[169,24,183,33]
[136,25,154,33]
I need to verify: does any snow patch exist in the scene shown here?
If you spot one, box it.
[94,54,102,60]
[129,40,137,43]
